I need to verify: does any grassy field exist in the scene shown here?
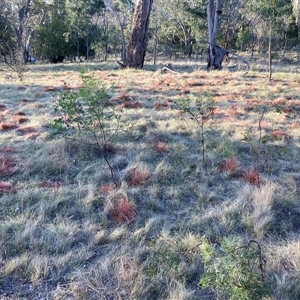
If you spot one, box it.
[0,57,300,299]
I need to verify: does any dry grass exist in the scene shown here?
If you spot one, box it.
[0,58,300,299]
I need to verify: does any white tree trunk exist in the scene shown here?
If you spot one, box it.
[207,0,227,69]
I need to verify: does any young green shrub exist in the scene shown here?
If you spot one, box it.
[53,72,133,187]
[177,93,215,166]
[199,236,270,300]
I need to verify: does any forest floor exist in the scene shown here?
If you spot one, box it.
[0,58,300,299]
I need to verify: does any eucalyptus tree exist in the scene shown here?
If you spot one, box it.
[243,0,295,79]
[104,0,134,62]
[0,0,44,61]
[64,0,104,61]
[153,0,205,58]
[220,0,248,49]
[0,0,15,59]
[124,0,153,68]
[34,0,72,62]
[207,0,228,69]
[0,0,45,78]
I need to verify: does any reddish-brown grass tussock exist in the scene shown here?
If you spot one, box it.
[104,143,127,155]
[119,100,143,109]
[111,197,136,223]
[0,147,16,153]
[24,132,39,140]
[125,167,150,186]
[242,169,260,186]
[272,98,287,106]
[0,156,18,175]
[44,86,56,92]
[15,126,37,135]
[41,181,62,188]
[19,99,35,104]
[0,181,17,194]
[119,92,131,101]
[62,84,73,91]
[14,111,26,116]
[290,122,299,129]
[282,107,293,113]
[227,105,241,116]
[13,116,29,124]
[153,141,168,153]
[153,101,171,110]
[0,123,18,131]
[270,130,288,140]
[100,184,115,195]
[219,156,239,173]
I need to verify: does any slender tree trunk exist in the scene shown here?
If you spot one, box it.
[153,32,158,65]
[104,1,131,62]
[268,26,272,81]
[125,0,153,69]
[207,0,227,70]
[120,25,126,62]
[104,22,108,61]
[86,33,89,61]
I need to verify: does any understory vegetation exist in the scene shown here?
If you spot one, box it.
[0,58,300,299]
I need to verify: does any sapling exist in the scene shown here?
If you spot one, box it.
[53,72,133,187]
[178,93,215,167]
[199,236,270,300]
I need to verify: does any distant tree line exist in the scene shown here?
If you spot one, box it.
[0,0,299,66]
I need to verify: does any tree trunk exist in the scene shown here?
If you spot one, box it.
[268,26,272,81]
[207,0,226,70]
[120,25,127,62]
[125,0,153,69]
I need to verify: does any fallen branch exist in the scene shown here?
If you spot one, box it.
[160,63,178,74]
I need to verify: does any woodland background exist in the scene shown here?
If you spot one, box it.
[1,0,300,66]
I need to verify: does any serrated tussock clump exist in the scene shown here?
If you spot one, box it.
[125,167,151,186]
[243,169,261,186]
[219,156,239,172]
[110,197,137,223]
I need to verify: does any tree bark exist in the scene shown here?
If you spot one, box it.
[124,0,153,69]
[207,0,226,69]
